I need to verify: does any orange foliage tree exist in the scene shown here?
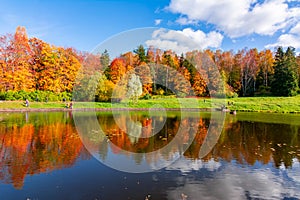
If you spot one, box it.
[0,27,34,91]
[0,26,81,93]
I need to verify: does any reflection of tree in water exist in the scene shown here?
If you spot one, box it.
[94,113,300,169]
[183,118,210,159]
[202,120,300,168]
[126,118,142,144]
[100,114,181,154]
[0,112,87,189]
[95,113,202,165]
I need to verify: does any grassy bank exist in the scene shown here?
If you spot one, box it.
[0,95,300,113]
[227,96,300,113]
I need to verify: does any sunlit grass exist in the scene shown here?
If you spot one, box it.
[227,96,300,113]
[0,95,300,113]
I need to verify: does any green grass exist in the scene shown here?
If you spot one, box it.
[0,101,68,109]
[0,95,300,113]
[227,96,300,113]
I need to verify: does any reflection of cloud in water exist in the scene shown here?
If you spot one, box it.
[166,157,221,173]
[165,158,300,200]
[285,158,300,185]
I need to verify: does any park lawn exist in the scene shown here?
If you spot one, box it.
[227,96,300,113]
[0,95,300,113]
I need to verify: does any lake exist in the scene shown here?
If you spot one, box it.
[0,111,299,200]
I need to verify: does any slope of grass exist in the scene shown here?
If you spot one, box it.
[227,96,300,113]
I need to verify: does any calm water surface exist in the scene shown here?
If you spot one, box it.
[0,111,299,200]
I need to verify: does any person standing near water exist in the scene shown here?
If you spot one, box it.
[25,99,29,107]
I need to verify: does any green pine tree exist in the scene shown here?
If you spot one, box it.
[100,49,110,69]
[134,45,148,64]
[271,47,298,96]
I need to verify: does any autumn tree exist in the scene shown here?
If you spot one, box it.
[189,51,223,97]
[161,51,179,69]
[57,47,81,92]
[95,74,114,102]
[146,46,155,63]
[209,50,237,97]
[135,63,153,95]
[227,51,242,94]
[2,27,34,91]
[256,49,274,94]
[81,52,101,75]
[30,43,80,93]
[0,34,12,91]
[184,52,207,96]
[172,69,191,97]
[108,58,127,84]
[181,58,196,83]
[122,52,136,67]
[240,48,259,96]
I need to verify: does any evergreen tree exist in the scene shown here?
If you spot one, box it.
[271,47,298,96]
[100,49,110,69]
[134,45,147,64]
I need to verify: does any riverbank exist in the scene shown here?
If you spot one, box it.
[0,95,300,113]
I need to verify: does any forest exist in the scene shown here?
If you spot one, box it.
[1,26,300,102]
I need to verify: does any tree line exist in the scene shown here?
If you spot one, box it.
[1,27,300,101]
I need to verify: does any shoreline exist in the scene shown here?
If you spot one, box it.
[0,107,299,114]
[1,96,300,114]
[0,107,213,113]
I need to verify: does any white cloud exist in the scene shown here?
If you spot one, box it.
[167,0,300,38]
[175,17,197,25]
[166,158,222,173]
[290,22,300,34]
[266,33,300,48]
[266,22,300,49]
[145,28,223,54]
[155,19,162,25]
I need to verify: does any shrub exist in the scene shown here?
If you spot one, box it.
[0,90,72,102]
[141,93,151,100]
[5,91,16,101]
[0,91,5,100]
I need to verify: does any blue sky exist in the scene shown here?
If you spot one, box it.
[1,0,300,57]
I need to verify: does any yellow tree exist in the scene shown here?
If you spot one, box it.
[257,49,274,88]
[161,50,179,69]
[95,73,115,102]
[56,47,81,92]
[192,73,207,96]
[32,41,59,92]
[0,34,12,91]
[29,40,81,93]
[135,62,153,95]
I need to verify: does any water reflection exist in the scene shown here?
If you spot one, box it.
[78,112,300,170]
[0,112,87,189]
[0,111,299,199]
[165,157,300,199]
